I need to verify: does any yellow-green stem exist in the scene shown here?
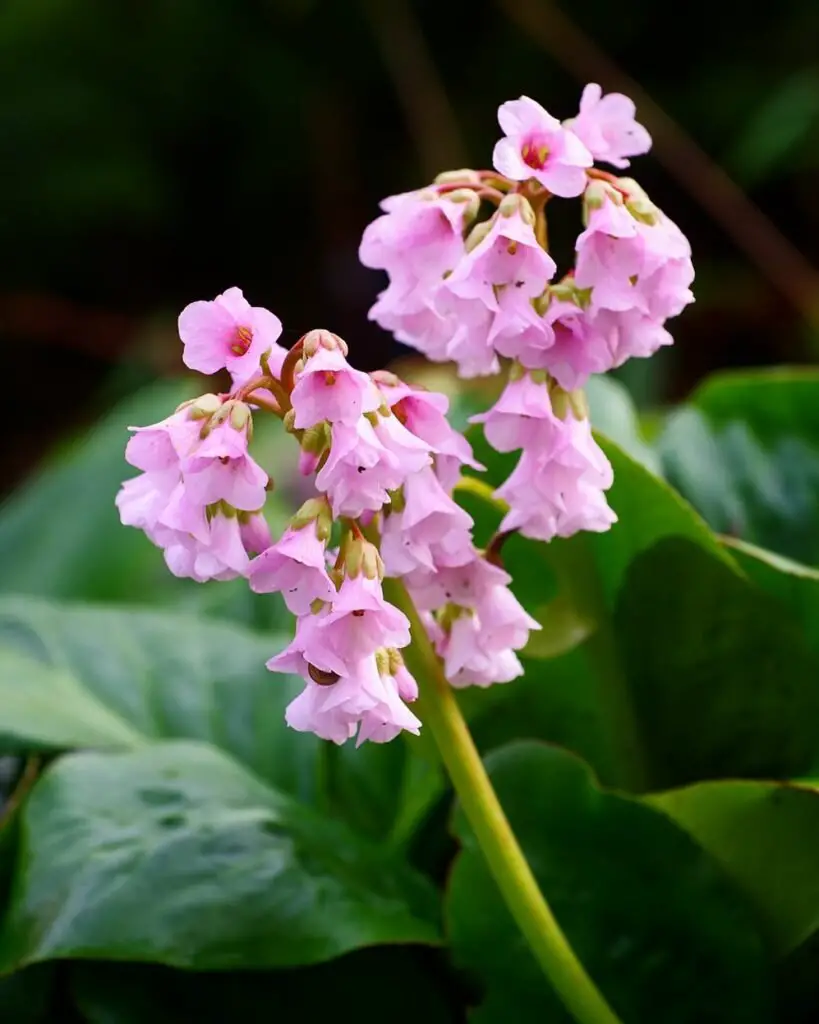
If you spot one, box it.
[386,578,622,1024]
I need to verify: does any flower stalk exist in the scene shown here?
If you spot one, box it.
[387,576,622,1024]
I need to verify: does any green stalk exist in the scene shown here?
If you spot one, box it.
[386,578,623,1024]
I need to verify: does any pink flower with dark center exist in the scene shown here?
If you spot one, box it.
[178,286,284,377]
[291,346,381,429]
[492,96,592,197]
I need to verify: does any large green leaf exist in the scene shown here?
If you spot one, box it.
[0,741,440,971]
[585,374,661,475]
[720,536,819,658]
[616,537,819,787]
[647,779,819,956]
[0,595,318,801]
[659,370,819,564]
[446,742,772,1023]
[70,949,458,1023]
[0,380,194,603]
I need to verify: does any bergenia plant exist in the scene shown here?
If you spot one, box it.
[118,86,690,1024]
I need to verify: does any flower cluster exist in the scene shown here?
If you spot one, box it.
[118,84,692,745]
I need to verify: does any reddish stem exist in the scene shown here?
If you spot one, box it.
[280,338,305,395]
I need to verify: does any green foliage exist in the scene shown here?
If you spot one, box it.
[2,367,819,1019]
[447,743,772,1023]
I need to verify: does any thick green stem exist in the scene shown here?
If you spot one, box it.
[386,578,622,1024]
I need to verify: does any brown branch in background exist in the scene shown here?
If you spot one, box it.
[359,0,467,179]
[498,0,819,327]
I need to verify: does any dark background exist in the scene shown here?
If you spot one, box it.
[3,0,819,491]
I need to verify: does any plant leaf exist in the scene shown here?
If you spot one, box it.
[0,741,440,971]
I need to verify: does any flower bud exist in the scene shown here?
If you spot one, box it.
[186,393,223,419]
[434,168,481,185]
[301,421,331,455]
[464,219,493,253]
[619,177,659,225]
[498,193,535,226]
[291,496,333,542]
[302,329,348,359]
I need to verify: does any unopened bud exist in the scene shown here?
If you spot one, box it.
[302,329,348,358]
[371,369,401,388]
[619,177,658,225]
[445,188,481,226]
[568,389,589,421]
[301,421,331,455]
[498,193,535,227]
[464,219,493,253]
[187,393,223,419]
[228,401,252,431]
[283,408,297,433]
[291,496,333,542]
[434,168,481,185]
[374,647,391,676]
[361,541,384,581]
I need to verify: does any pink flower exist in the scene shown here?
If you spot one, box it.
[359,189,471,288]
[567,84,652,169]
[377,377,482,489]
[182,408,268,512]
[178,286,284,378]
[302,574,411,677]
[239,512,271,556]
[274,647,421,746]
[124,407,203,473]
[496,414,616,541]
[575,188,694,322]
[537,296,605,391]
[380,467,474,576]
[315,414,430,518]
[368,282,454,364]
[406,551,510,613]
[574,193,642,311]
[249,524,336,615]
[492,96,592,197]
[423,567,540,688]
[437,611,524,688]
[291,346,381,429]
[157,512,251,582]
[471,373,561,453]
[445,200,557,308]
[267,610,420,745]
[489,291,555,369]
[115,469,180,534]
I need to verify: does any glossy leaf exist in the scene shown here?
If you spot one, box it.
[0,595,318,801]
[0,741,440,971]
[617,537,819,787]
[647,778,819,955]
[446,742,771,1023]
[660,370,819,564]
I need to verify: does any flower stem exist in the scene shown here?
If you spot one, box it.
[386,578,622,1024]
